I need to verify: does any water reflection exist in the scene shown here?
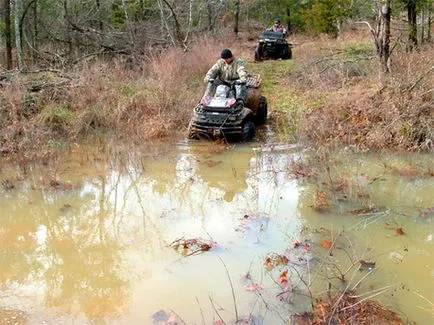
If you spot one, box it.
[0,143,433,324]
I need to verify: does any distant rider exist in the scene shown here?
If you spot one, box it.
[204,48,248,106]
[269,18,287,35]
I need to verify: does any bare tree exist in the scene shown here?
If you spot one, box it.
[121,0,134,46]
[357,0,391,73]
[4,0,13,69]
[379,0,391,73]
[406,0,417,50]
[234,0,240,34]
[14,0,23,70]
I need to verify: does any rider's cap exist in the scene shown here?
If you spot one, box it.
[274,17,281,23]
[220,48,233,59]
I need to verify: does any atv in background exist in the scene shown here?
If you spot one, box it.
[187,75,267,142]
[254,31,292,61]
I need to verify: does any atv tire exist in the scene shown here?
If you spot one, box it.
[255,96,268,125]
[254,45,262,61]
[240,120,255,142]
[281,45,292,60]
[187,121,199,139]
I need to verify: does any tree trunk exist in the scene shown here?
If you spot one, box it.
[234,0,240,35]
[206,1,213,31]
[286,6,291,34]
[96,0,103,31]
[407,0,417,51]
[428,4,432,42]
[139,0,144,19]
[4,0,13,69]
[33,0,38,52]
[121,0,134,46]
[420,7,425,44]
[14,0,23,70]
[379,1,391,73]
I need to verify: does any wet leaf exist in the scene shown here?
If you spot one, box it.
[166,314,178,325]
[279,269,288,285]
[395,227,405,235]
[349,207,376,215]
[205,160,222,167]
[359,259,376,271]
[244,283,262,292]
[320,240,332,249]
[265,256,273,269]
[152,309,168,323]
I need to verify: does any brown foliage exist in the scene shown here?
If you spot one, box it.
[295,292,404,325]
[0,38,227,156]
[295,39,433,151]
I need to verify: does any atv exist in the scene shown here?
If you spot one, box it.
[254,30,292,61]
[187,75,267,142]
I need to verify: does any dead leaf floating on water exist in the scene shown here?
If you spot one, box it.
[169,237,216,256]
[395,227,405,235]
[205,159,222,167]
[359,259,376,271]
[320,239,332,249]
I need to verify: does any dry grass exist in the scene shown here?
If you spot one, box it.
[1,29,432,156]
[295,292,404,325]
[0,37,229,156]
[292,31,433,151]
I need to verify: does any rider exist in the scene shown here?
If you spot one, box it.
[269,17,287,35]
[203,48,248,106]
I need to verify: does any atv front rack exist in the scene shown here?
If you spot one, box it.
[246,74,262,88]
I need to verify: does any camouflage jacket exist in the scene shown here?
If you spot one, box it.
[271,25,287,34]
[204,58,248,84]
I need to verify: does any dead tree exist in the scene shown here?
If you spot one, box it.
[379,0,391,72]
[358,1,392,73]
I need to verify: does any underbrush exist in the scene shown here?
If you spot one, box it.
[0,37,227,156]
[1,30,432,156]
[293,38,433,151]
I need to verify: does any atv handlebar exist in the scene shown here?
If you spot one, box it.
[227,79,245,86]
[207,78,245,86]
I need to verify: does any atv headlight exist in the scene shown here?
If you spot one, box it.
[228,116,237,121]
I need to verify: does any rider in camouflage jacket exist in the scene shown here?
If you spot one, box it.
[204,49,248,104]
[269,18,287,35]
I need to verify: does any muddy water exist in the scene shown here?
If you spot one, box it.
[0,141,433,325]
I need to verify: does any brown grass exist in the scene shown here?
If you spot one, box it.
[293,32,433,151]
[295,292,404,325]
[0,37,229,156]
[1,29,432,156]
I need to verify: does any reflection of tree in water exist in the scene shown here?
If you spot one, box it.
[189,143,253,202]
[0,172,128,323]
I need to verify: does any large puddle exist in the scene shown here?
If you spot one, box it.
[0,140,433,324]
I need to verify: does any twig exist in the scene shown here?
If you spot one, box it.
[168,309,187,325]
[350,266,377,291]
[408,66,434,92]
[338,287,393,312]
[217,255,239,323]
[349,284,396,299]
[209,295,227,325]
[195,296,206,325]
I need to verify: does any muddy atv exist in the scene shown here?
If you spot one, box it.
[254,31,292,61]
[187,75,267,142]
